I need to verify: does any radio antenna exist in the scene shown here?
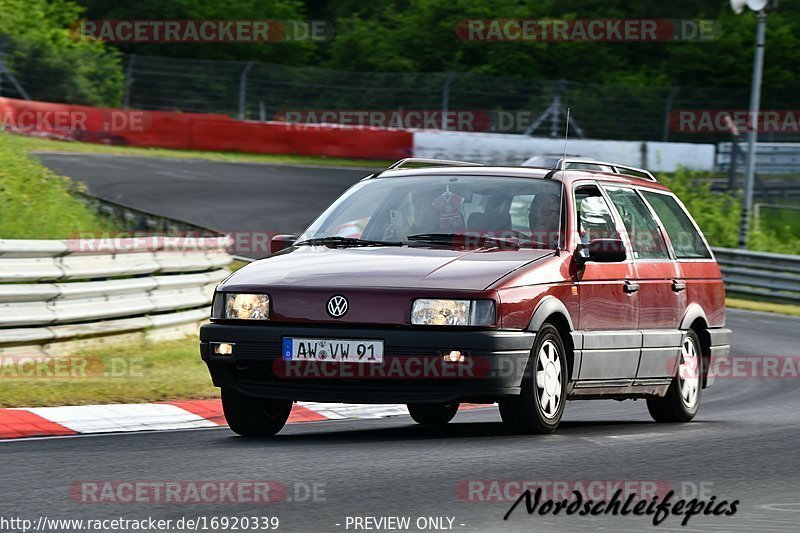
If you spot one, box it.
[561,107,570,172]
[554,108,570,254]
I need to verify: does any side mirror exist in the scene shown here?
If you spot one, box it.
[269,234,297,255]
[576,238,627,264]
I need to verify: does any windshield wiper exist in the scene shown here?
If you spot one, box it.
[406,233,520,250]
[295,236,403,247]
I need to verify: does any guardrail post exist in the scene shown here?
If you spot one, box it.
[440,72,455,130]
[123,54,136,109]
[238,61,254,121]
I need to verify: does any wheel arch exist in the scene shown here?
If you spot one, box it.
[527,296,576,383]
[680,304,712,389]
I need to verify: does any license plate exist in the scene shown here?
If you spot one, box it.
[282,338,384,363]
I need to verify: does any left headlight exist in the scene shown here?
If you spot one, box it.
[212,292,270,320]
[411,299,496,326]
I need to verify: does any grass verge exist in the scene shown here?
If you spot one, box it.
[726,297,800,318]
[7,133,391,168]
[0,337,216,408]
[0,133,115,238]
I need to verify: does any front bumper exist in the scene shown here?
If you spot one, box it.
[200,323,535,403]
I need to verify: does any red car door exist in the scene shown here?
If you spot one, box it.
[603,186,684,380]
[573,184,641,382]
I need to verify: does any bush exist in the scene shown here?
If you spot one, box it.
[659,168,800,255]
[658,168,741,249]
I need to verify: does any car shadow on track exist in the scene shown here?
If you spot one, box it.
[211,417,714,447]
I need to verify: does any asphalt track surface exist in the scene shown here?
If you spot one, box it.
[6,152,797,532]
[38,152,376,239]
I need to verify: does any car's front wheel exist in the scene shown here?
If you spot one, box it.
[407,403,460,425]
[221,388,293,437]
[499,323,568,434]
[646,330,702,423]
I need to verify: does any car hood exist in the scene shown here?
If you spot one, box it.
[220,245,553,291]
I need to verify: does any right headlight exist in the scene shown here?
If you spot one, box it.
[212,292,270,320]
[410,299,496,326]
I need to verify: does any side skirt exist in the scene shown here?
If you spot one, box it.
[568,378,672,400]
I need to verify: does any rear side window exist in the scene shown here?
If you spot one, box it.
[641,192,712,259]
[604,187,671,260]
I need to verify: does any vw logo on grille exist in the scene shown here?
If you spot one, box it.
[327,295,349,318]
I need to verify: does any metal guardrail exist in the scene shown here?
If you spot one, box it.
[717,142,800,175]
[0,237,232,357]
[713,247,800,304]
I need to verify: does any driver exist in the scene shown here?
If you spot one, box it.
[410,189,443,234]
[528,192,562,248]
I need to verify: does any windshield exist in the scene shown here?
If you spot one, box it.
[297,175,565,249]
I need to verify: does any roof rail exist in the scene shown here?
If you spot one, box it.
[554,158,658,182]
[386,158,483,170]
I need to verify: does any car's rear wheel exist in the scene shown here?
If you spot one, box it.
[221,388,293,437]
[499,323,568,434]
[407,403,460,425]
[647,330,702,423]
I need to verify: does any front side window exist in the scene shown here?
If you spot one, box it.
[641,192,712,259]
[574,185,621,244]
[604,186,671,260]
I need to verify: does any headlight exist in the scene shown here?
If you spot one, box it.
[212,293,270,320]
[411,299,496,326]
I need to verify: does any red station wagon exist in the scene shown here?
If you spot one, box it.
[200,158,732,436]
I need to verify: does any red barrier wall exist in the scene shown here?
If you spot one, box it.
[0,97,413,160]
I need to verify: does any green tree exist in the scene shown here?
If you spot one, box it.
[0,0,123,106]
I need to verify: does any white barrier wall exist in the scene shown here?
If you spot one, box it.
[412,131,715,172]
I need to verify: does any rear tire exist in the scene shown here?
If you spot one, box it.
[221,388,292,437]
[407,403,459,425]
[647,330,702,423]
[499,323,568,434]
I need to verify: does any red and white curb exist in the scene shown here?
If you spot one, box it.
[0,400,486,440]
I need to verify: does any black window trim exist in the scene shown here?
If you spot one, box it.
[571,180,635,264]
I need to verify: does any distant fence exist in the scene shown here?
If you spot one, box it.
[713,247,800,304]
[0,237,232,357]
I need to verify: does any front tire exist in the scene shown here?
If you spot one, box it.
[499,323,568,434]
[647,330,702,423]
[407,403,459,425]
[221,388,292,437]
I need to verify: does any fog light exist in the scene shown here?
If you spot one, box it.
[213,343,234,356]
[443,350,465,363]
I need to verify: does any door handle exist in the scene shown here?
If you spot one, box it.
[672,280,686,293]
[623,281,640,294]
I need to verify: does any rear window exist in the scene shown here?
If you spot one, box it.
[641,192,712,259]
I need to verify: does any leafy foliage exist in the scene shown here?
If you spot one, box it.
[0,0,123,105]
[658,168,800,254]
